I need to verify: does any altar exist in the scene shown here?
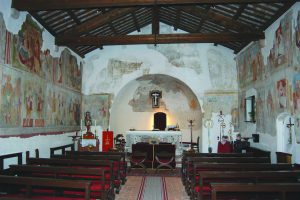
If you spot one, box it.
[125,130,182,155]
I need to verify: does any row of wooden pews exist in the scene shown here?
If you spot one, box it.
[0,144,127,200]
[182,150,300,200]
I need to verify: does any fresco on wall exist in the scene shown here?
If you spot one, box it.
[293,74,300,112]
[45,84,81,127]
[207,49,237,90]
[268,11,292,70]
[236,42,264,88]
[60,49,82,91]
[203,91,238,124]
[256,87,265,132]
[294,11,300,70]
[22,76,46,127]
[127,74,202,130]
[82,94,111,130]
[0,66,22,127]
[107,59,142,80]
[265,84,276,136]
[276,79,288,109]
[41,49,53,82]
[12,15,43,77]
[148,44,202,73]
[0,13,6,64]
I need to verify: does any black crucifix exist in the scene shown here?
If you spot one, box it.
[150,90,162,108]
[286,117,294,144]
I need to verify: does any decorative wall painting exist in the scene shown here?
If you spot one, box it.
[12,15,44,77]
[256,87,265,132]
[0,12,6,64]
[268,11,292,70]
[276,79,288,109]
[0,66,22,128]
[41,49,54,82]
[82,94,111,130]
[22,75,46,127]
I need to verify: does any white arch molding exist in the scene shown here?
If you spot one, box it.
[276,112,296,163]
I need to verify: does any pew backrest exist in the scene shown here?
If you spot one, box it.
[0,175,91,200]
[210,182,300,200]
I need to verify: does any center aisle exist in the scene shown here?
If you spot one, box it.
[116,175,189,200]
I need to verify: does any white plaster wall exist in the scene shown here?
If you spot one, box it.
[0,132,75,169]
[0,0,82,159]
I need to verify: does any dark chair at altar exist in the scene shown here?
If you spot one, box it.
[131,143,176,170]
[155,144,176,171]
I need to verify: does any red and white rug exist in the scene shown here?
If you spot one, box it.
[116,176,189,200]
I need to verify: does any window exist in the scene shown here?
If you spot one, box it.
[245,95,256,123]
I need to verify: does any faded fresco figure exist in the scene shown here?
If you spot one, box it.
[2,75,13,124]
[277,79,287,109]
[0,13,6,64]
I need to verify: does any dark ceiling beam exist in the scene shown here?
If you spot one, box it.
[174,8,181,31]
[59,8,138,36]
[55,32,265,46]
[131,13,141,32]
[180,6,256,32]
[109,23,118,34]
[195,5,210,32]
[67,10,81,25]
[12,0,299,11]
[233,4,247,20]
[152,6,159,35]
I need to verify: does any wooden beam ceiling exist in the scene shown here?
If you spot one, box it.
[180,6,256,32]
[60,8,138,36]
[12,0,298,11]
[56,32,265,46]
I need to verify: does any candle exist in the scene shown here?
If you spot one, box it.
[80,119,82,130]
[94,120,96,127]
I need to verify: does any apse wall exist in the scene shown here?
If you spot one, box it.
[236,3,300,163]
[0,0,82,165]
[109,74,202,143]
[82,23,238,148]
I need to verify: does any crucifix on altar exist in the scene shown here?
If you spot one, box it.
[150,90,162,108]
[286,117,294,144]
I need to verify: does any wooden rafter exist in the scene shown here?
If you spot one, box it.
[59,8,138,36]
[12,0,298,11]
[55,32,265,46]
[152,7,159,34]
[180,6,256,32]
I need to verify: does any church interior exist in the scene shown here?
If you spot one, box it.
[1,0,300,199]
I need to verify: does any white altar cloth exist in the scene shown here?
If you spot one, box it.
[125,130,182,155]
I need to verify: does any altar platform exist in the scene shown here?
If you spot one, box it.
[125,130,182,155]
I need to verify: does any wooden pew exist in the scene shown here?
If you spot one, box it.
[0,175,91,200]
[181,152,255,183]
[246,146,271,158]
[193,170,300,200]
[184,163,296,196]
[51,154,125,186]
[65,151,127,180]
[7,165,113,200]
[210,182,300,200]
[183,156,270,188]
[0,153,22,172]
[26,158,120,193]
[50,144,74,158]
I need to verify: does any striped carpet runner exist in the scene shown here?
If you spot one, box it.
[137,176,168,200]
